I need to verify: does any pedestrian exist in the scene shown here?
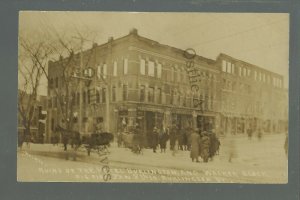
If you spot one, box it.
[257,128,263,140]
[228,137,237,163]
[208,130,220,160]
[169,125,177,151]
[190,129,201,162]
[181,128,188,151]
[159,127,169,153]
[177,129,184,151]
[200,131,210,162]
[186,127,192,151]
[152,127,159,153]
[247,128,253,140]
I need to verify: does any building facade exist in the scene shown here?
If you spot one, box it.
[216,54,288,135]
[46,29,288,142]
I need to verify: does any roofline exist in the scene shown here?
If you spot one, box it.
[217,53,284,78]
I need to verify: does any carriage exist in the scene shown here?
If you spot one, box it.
[54,126,114,157]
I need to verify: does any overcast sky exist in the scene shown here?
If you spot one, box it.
[19,12,289,95]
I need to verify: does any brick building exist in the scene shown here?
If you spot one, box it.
[46,29,288,142]
[46,29,221,143]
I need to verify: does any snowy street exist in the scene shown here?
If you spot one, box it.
[17,133,288,183]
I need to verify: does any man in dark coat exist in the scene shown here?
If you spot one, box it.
[200,131,211,162]
[208,131,220,159]
[190,129,201,162]
[152,127,159,153]
[169,125,177,151]
[159,127,169,153]
[177,129,184,151]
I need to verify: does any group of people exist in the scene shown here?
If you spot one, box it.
[150,125,221,163]
[189,128,220,163]
[117,123,221,162]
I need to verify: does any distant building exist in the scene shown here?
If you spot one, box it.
[216,54,288,135]
[46,29,288,143]
[18,90,47,143]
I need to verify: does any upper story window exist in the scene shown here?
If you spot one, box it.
[243,68,247,76]
[157,88,162,104]
[157,63,162,78]
[262,73,266,82]
[247,69,251,76]
[222,60,226,72]
[148,87,154,102]
[231,64,235,74]
[148,61,155,77]
[97,64,106,79]
[171,67,175,81]
[113,61,117,77]
[122,84,128,101]
[140,85,145,102]
[123,58,128,75]
[227,62,232,73]
[239,67,242,76]
[140,59,146,75]
[177,69,181,81]
[254,71,257,81]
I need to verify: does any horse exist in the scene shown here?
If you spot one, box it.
[55,125,81,151]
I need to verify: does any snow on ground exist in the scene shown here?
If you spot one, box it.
[17,133,287,183]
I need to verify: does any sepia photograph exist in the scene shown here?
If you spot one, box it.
[17,11,289,183]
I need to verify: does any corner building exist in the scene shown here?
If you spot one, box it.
[46,29,221,143]
[46,29,287,143]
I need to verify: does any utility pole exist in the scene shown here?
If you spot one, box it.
[79,38,83,134]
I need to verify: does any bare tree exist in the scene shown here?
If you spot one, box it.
[18,24,99,148]
[18,36,52,145]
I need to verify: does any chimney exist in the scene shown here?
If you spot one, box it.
[130,28,138,35]
[92,42,98,48]
[108,37,114,42]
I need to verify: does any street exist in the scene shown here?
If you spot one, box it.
[17,133,288,183]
